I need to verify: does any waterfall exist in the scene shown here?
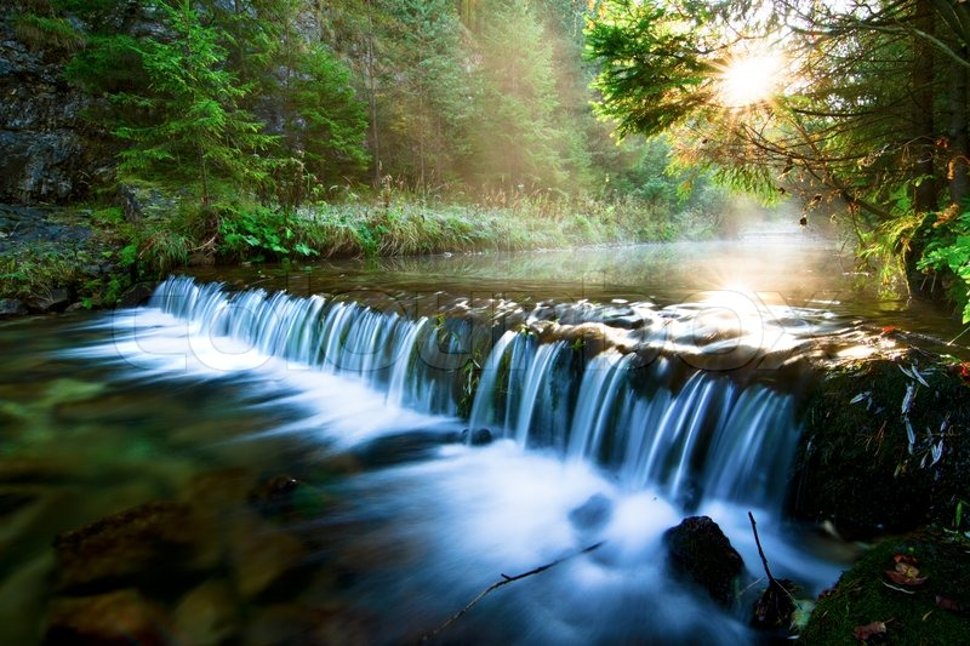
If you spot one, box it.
[147,276,804,510]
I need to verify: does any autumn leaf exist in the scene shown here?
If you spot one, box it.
[936,595,961,612]
[885,560,928,587]
[853,620,887,641]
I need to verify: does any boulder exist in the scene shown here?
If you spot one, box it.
[663,516,745,606]
[0,298,27,317]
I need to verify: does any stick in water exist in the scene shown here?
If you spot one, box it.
[422,541,605,641]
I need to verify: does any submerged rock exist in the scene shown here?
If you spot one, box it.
[461,427,494,446]
[44,588,172,646]
[568,493,613,533]
[663,516,745,607]
[52,501,205,592]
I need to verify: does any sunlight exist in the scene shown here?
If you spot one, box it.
[717,52,785,107]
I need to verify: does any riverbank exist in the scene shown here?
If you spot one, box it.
[0,194,722,315]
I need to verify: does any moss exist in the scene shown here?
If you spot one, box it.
[802,529,970,644]
[790,353,970,538]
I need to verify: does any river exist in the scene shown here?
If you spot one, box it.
[0,230,964,643]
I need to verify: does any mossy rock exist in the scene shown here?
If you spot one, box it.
[790,354,970,538]
[802,529,970,644]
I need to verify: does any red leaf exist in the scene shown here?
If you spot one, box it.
[936,596,961,612]
[885,569,928,586]
[853,621,887,641]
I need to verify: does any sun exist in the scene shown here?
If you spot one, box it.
[717,52,784,108]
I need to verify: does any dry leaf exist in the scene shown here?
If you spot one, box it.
[936,595,961,612]
[853,621,887,641]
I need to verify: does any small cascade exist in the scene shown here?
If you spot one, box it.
[147,276,806,511]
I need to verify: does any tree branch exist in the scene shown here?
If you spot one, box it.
[422,541,605,642]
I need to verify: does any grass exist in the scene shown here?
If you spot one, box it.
[0,191,724,310]
[13,13,86,53]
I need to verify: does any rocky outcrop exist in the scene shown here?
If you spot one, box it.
[0,12,111,204]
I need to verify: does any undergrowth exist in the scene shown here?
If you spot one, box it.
[0,191,723,310]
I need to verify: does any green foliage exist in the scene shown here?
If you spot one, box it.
[918,210,970,322]
[217,204,320,262]
[13,13,86,52]
[280,44,369,185]
[587,0,712,138]
[112,1,275,203]
[472,0,574,190]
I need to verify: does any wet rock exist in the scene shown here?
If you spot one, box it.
[461,427,494,446]
[751,578,797,631]
[28,288,70,313]
[244,603,373,646]
[353,429,462,468]
[53,501,206,592]
[568,493,613,533]
[44,588,172,646]
[174,580,239,645]
[0,298,28,317]
[119,281,158,308]
[231,524,308,599]
[248,475,300,514]
[663,516,745,606]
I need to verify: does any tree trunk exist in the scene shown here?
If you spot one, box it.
[948,45,970,206]
[913,0,938,213]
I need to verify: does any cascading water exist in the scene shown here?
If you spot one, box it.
[73,275,845,644]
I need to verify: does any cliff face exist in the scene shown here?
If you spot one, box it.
[0,10,114,205]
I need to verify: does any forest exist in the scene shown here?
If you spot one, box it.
[3,0,970,319]
[3,0,730,307]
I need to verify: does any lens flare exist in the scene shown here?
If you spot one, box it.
[717,53,784,107]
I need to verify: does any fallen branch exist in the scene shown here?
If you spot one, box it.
[749,511,797,629]
[748,511,778,587]
[422,541,605,641]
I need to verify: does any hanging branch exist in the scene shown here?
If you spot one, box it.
[422,541,605,642]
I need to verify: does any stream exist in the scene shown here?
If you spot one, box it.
[0,228,966,643]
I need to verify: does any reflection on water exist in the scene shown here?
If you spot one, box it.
[0,235,963,643]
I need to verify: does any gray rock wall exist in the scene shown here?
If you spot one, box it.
[0,12,113,204]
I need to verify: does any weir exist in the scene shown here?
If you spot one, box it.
[150,276,806,512]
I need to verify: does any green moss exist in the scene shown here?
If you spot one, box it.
[802,530,970,644]
[791,355,970,538]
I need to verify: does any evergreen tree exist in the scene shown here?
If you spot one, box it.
[473,0,571,191]
[93,0,275,204]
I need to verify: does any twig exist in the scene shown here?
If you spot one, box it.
[748,511,777,586]
[422,541,605,642]
[748,511,797,604]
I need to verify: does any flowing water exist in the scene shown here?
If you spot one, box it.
[0,230,966,643]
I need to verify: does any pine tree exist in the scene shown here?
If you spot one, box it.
[108,0,275,205]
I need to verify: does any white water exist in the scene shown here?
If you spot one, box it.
[70,276,844,643]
